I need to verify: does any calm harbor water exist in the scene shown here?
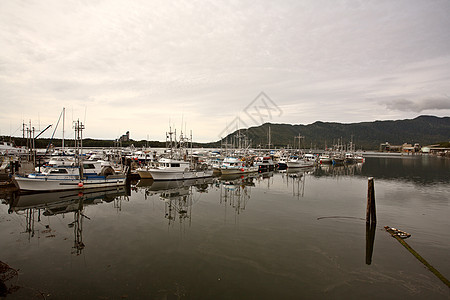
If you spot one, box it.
[0,156,449,299]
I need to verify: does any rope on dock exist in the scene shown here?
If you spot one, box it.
[384,226,450,288]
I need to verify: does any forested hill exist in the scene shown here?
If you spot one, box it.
[219,115,450,150]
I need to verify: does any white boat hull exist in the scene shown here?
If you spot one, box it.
[287,160,315,168]
[13,175,126,192]
[220,166,258,175]
[148,169,213,181]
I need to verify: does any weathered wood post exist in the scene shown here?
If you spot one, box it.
[365,222,376,265]
[366,177,376,224]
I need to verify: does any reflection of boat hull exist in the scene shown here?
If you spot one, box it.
[139,177,213,192]
[332,158,344,165]
[12,175,126,192]
[10,186,126,212]
[286,167,312,177]
[219,173,258,182]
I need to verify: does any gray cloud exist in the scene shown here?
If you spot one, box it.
[384,97,450,112]
[0,1,449,141]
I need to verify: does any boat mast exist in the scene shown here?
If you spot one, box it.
[190,130,193,167]
[62,107,65,150]
[74,119,85,179]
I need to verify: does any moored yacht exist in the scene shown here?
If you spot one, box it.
[220,157,258,175]
[12,120,127,192]
[254,156,276,172]
[286,156,315,168]
[13,160,126,192]
[318,154,332,164]
[147,158,213,181]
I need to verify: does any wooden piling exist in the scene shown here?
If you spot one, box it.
[365,222,376,265]
[385,226,450,288]
[366,177,376,224]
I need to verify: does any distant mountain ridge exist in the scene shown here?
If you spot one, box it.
[219,115,450,150]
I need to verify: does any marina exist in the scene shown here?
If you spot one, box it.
[0,155,449,299]
[1,1,450,298]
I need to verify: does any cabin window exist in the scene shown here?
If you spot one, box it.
[83,164,96,169]
[171,163,180,167]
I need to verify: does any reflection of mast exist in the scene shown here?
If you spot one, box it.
[162,186,193,228]
[288,171,306,198]
[24,208,36,239]
[71,199,86,255]
[219,177,252,222]
[9,187,126,254]
[257,172,274,189]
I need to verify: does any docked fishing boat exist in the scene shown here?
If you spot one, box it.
[303,153,316,162]
[254,156,276,172]
[277,154,288,170]
[136,158,159,179]
[13,159,126,192]
[0,140,28,156]
[12,120,127,192]
[145,128,213,181]
[318,154,332,164]
[220,157,258,175]
[286,156,315,168]
[146,158,213,181]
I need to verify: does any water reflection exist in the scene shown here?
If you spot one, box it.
[6,187,127,255]
[313,163,364,177]
[216,174,257,219]
[309,156,449,186]
[365,222,376,265]
[136,178,213,227]
[360,156,450,185]
[256,171,275,189]
[280,168,313,198]
[0,156,448,299]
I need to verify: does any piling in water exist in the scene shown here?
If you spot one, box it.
[366,177,376,224]
[365,222,376,265]
[385,226,450,288]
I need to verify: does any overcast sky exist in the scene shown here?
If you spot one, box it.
[1,0,449,142]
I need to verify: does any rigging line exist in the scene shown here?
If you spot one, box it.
[45,109,64,154]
